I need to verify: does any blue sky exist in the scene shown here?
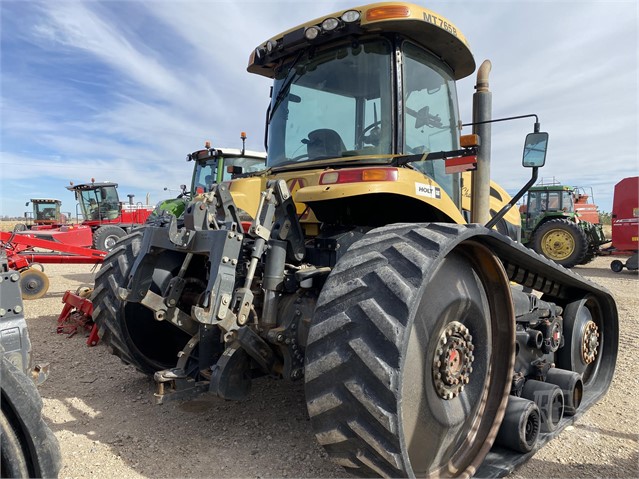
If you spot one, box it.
[1,0,637,218]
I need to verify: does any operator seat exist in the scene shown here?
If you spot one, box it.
[303,129,346,160]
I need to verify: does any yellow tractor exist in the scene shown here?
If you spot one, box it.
[91,3,617,477]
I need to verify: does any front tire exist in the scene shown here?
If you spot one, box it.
[92,225,126,251]
[91,231,191,374]
[1,350,61,478]
[305,224,515,477]
[531,219,588,268]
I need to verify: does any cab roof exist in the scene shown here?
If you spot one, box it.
[248,2,475,80]
[66,181,118,191]
[529,185,575,192]
[30,198,61,203]
[217,148,266,160]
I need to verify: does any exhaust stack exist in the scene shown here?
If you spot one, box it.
[471,60,492,224]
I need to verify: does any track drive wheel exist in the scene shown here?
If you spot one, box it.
[92,225,126,251]
[531,219,588,268]
[19,268,49,300]
[91,230,192,374]
[305,224,515,477]
[1,348,61,478]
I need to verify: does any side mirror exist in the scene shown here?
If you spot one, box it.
[522,132,549,167]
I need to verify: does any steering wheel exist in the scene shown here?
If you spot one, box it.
[358,120,382,145]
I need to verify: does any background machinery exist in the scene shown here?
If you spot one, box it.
[606,176,638,272]
[91,3,618,477]
[23,199,68,229]
[66,180,154,251]
[14,181,153,253]
[520,182,607,267]
[151,135,266,222]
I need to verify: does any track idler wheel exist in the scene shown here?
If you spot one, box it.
[545,368,583,416]
[521,380,564,433]
[556,294,616,391]
[19,268,49,300]
[495,396,540,453]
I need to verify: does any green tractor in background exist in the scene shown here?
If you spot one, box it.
[150,134,266,222]
[520,183,607,267]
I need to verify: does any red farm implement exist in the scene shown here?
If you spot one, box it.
[0,229,105,300]
[603,176,639,272]
[57,288,99,346]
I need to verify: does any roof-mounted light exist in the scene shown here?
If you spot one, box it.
[321,17,340,31]
[254,46,265,61]
[304,26,321,40]
[366,5,411,21]
[266,40,276,53]
[341,10,360,23]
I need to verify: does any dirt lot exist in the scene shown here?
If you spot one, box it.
[19,255,638,478]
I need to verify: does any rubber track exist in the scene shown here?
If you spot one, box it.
[90,230,151,373]
[305,223,617,478]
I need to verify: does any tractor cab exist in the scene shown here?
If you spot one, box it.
[188,144,267,195]
[249,4,476,213]
[522,185,577,229]
[25,199,66,228]
[149,141,267,222]
[67,181,121,223]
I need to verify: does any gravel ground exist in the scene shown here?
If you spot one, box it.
[21,255,638,478]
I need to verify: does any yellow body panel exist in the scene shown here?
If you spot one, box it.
[228,166,467,228]
[229,169,518,236]
[226,177,265,219]
[293,167,466,224]
[461,172,521,227]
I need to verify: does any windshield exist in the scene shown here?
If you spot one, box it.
[80,186,119,220]
[402,42,459,200]
[193,156,267,192]
[267,40,393,168]
[34,202,59,221]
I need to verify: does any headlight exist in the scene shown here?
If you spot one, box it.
[341,10,360,23]
[321,17,340,31]
[304,26,321,40]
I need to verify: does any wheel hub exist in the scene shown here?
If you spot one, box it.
[432,321,474,400]
[542,230,575,261]
[104,236,118,249]
[582,320,599,364]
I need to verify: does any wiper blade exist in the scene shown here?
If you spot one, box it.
[268,50,304,123]
[392,148,475,166]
